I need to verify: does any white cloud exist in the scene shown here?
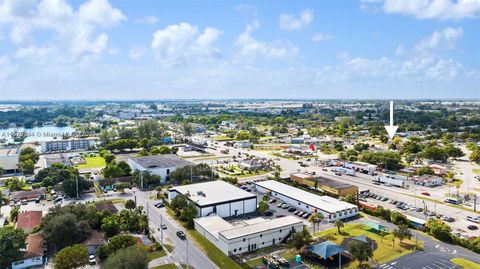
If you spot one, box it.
[316,27,467,84]
[0,55,17,80]
[15,45,52,60]
[312,33,332,42]
[78,0,126,27]
[279,9,314,31]
[0,0,125,60]
[235,20,299,61]
[151,22,223,66]
[362,0,480,20]
[135,15,158,24]
[414,27,463,52]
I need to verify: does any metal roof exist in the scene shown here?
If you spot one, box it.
[255,180,357,213]
[170,180,256,207]
[129,154,193,169]
[219,215,303,240]
[308,241,345,259]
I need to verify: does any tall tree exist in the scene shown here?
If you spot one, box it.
[0,227,27,269]
[349,240,373,265]
[334,220,344,234]
[53,244,89,269]
[103,246,149,269]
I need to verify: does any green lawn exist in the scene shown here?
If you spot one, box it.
[150,264,177,269]
[316,223,419,268]
[149,250,167,261]
[188,230,243,269]
[164,243,174,253]
[165,208,242,269]
[212,135,231,141]
[451,258,480,269]
[77,156,106,169]
[473,169,480,175]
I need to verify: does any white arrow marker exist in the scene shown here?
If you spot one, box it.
[384,100,398,139]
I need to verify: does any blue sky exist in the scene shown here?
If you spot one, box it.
[0,0,479,100]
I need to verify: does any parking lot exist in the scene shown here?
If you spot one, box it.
[378,254,459,269]
[238,180,312,225]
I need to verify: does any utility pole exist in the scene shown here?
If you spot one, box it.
[76,176,79,199]
[147,199,149,219]
[141,172,144,191]
[190,165,193,183]
[186,239,189,269]
[160,214,164,243]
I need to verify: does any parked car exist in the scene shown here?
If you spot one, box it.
[269,199,277,204]
[467,216,480,223]
[288,207,296,213]
[467,225,478,230]
[276,202,283,207]
[441,216,455,222]
[281,204,290,209]
[176,231,187,240]
[154,202,164,208]
[264,210,274,216]
[89,254,96,265]
[421,192,430,196]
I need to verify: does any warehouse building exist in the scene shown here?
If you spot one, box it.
[168,181,257,218]
[194,215,303,255]
[254,180,358,221]
[128,154,193,182]
[290,173,358,197]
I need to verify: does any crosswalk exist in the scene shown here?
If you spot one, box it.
[378,259,459,269]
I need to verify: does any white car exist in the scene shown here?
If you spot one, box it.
[88,254,96,265]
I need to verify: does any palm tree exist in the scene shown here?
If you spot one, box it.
[334,220,344,234]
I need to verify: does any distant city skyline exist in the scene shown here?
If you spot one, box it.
[0,0,479,100]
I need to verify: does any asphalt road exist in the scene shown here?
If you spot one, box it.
[134,190,219,269]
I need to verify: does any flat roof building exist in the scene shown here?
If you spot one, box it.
[194,215,303,255]
[0,148,19,172]
[128,154,193,182]
[168,181,257,218]
[254,180,358,221]
[290,173,358,197]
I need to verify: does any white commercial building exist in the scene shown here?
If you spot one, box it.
[254,180,358,221]
[40,138,95,152]
[0,148,19,172]
[168,181,257,218]
[194,215,303,255]
[128,154,193,182]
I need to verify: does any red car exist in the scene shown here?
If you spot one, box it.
[421,192,430,196]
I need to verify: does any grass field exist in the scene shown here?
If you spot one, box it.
[150,264,188,269]
[188,230,243,269]
[149,250,167,261]
[212,135,231,141]
[77,156,106,169]
[451,258,480,269]
[316,223,419,268]
[473,169,480,175]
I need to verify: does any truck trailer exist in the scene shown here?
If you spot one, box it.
[372,174,407,188]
